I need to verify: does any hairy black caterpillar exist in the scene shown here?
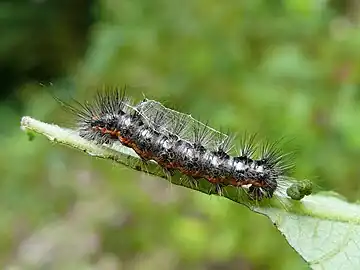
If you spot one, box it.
[57,86,301,201]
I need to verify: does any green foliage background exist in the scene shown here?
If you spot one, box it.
[1,0,360,269]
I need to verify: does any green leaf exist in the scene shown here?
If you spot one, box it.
[20,116,360,269]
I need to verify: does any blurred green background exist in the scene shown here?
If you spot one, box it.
[1,0,360,269]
